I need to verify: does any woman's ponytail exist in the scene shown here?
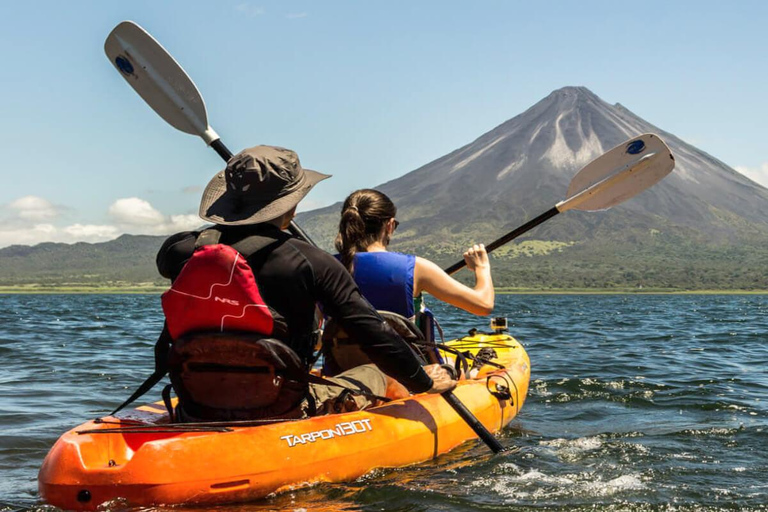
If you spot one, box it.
[335,189,397,274]
[336,205,366,274]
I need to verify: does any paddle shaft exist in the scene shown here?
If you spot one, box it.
[208,139,316,245]
[442,391,505,453]
[441,136,675,276]
[439,364,506,453]
[444,206,560,275]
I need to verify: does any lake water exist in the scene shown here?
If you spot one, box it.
[1,294,766,511]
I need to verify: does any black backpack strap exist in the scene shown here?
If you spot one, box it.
[162,384,176,423]
[230,233,283,259]
[108,324,172,416]
[194,228,222,249]
[194,226,286,257]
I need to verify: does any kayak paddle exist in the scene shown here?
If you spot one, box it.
[104,21,316,245]
[440,365,506,453]
[443,133,675,275]
[102,20,514,456]
[437,134,674,454]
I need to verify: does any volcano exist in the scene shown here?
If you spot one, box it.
[298,86,768,289]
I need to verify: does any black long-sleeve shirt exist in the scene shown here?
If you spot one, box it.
[156,224,433,393]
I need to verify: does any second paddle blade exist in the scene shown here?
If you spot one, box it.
[565,134,675,212]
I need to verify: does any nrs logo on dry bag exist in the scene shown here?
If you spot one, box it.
[161,244,275,339]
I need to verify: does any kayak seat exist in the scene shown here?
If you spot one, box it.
[168,332,308,422]
[322,311,436,376]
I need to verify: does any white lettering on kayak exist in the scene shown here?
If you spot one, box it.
[280,419,373,447]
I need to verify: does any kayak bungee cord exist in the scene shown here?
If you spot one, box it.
[449,339,520,351]
[488,373,521,418]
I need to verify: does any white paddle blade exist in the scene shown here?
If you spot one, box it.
[104,21,218,144]
[560,133,675,212]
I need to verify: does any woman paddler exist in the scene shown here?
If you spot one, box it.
[325,189,494,375]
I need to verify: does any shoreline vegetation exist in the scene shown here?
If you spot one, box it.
[0,284,766,295]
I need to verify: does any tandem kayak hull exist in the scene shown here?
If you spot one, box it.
[39,334,529,509]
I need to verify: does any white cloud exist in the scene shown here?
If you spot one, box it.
[109,198,202,235]
[168,214,204,232]
[735,162,768,189]
[0,224,58,248]
[0,196,203,248]
[63,224,121,241]
[109,197,166,226]
[8,195,61,221]
[0,223,121,248]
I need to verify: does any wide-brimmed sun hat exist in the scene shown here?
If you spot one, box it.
[199,145,330,225]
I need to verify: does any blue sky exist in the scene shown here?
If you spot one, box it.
[0,1,765,247]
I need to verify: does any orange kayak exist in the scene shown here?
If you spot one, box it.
[38,333,530,510]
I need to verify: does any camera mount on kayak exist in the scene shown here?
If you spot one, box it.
[466,317,508,338]
[490,317,508,333]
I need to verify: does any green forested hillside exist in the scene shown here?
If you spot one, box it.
[421,233,768,291]
[1,228,765,291]
[0,235,166,287]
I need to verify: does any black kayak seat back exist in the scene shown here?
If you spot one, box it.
[168,332,308,421]
[322,311,433,376]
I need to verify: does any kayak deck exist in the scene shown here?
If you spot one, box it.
[38,334,529,510]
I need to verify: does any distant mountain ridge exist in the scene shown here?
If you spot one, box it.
[0,234,166,285]
[3,87,767,290]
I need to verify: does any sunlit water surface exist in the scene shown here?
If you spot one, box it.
[1,294,766,511]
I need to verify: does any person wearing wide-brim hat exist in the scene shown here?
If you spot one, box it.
[153,145,456,420]
[198,145,330,226]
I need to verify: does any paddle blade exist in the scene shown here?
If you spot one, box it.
[104,21,216,143]
[562,133,675,212]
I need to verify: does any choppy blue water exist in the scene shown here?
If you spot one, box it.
[1,294,766,511]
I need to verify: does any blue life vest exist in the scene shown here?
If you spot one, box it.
[352,252,416,318]
[353,251,443,363]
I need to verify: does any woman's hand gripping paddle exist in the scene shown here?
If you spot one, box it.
[104,21,316,245]
[443,133,675,275]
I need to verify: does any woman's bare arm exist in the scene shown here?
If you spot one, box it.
[413,244,494,316]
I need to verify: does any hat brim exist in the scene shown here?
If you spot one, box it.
[199,168,330,226]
